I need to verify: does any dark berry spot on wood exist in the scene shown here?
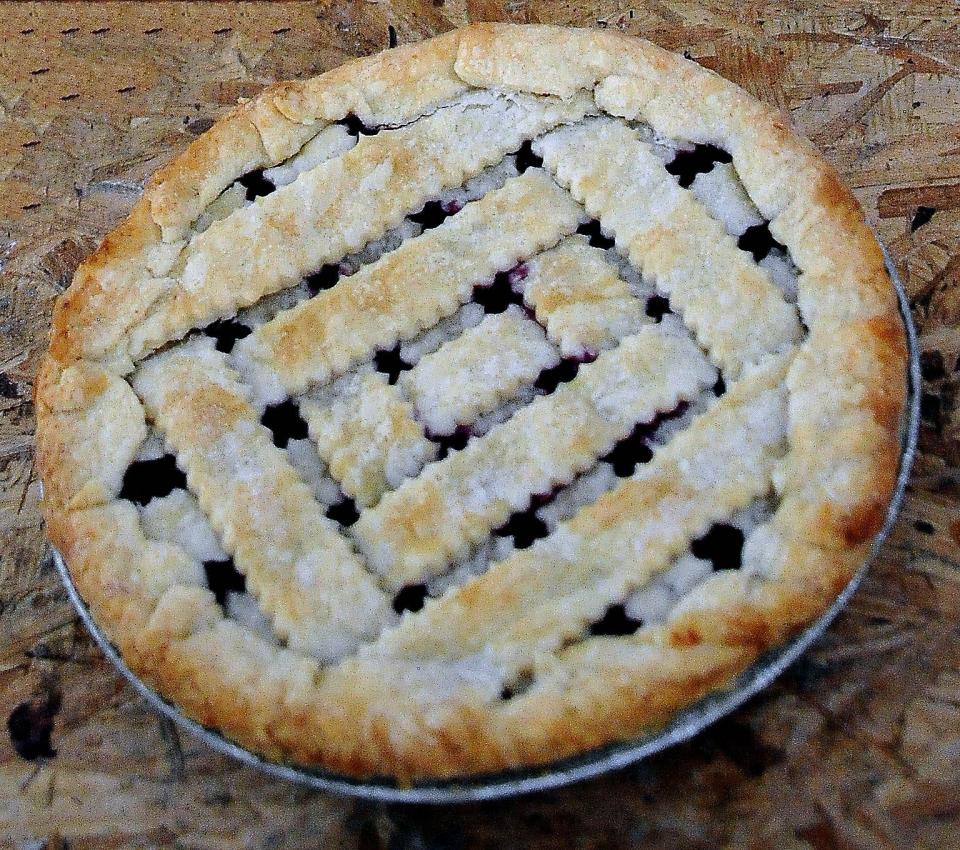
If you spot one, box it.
[338,113,379,137]
[203,318,252,353]
[665,144,732,188]
[911,206,935,232]
[203,559,246,607]
[737,222,785,263]
[576,219,615,250]
[920,392,942,425]
[474,271,525,315]
[589,604,642,636]
[921,350,945,381]
[305,264,340,295]
[514,140,543,173]
[691,523,744,571]
[373,345,412,385]
[326,497,360,527]
[603,426,654,477]
[713,374,727,397]
[7,688,61,761]
[699,716,784,776]
[535,358,582,393]
[119,455,187,505]
[260,400,308,448]
[392,583,428,614]
[645,294,672,321]
[237,169,275,200]
[914,519,935,534]
[495,508,549,549]
[428,425,471,460]
[0,373,20,399]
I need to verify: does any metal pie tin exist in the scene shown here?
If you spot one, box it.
[51,248,920,803]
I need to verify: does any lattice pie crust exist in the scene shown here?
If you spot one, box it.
[36,25,907,781]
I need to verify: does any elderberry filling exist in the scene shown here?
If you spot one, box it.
[203,558,246,607]
[665,144,733,189]
[576,219,615,250]
[691,523,745,571]
[409,198,462,230]
[645,294,672,321]
[589,603,643,636]
[392,583,429,614]
[304,264,341,295]
[513,140,543,173]
[119,455,187,506]
[494,505,550,549]
[203,318,252,353]
[473,270,527,315]
[737,222,786,263]
[338,113,379,137]
[260,400,309,449]
[427,425,472,460]
[373,345,413,385]
[326,497,360,527]
[237,169,275,200]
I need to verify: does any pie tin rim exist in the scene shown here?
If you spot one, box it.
[50,246,921,804]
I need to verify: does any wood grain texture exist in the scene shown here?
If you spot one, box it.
[1,1,959,847]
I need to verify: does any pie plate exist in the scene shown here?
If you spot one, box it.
[37,21,916,801]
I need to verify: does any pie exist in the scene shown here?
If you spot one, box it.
[35,23,908,782]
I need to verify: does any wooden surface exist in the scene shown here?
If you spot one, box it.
[1,1,959,847]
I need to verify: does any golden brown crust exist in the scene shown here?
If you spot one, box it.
[36,23,908,782]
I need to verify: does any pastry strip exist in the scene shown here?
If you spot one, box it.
[132,338,393,661]
[519,234,649,357]
[399,305,559,436]
[301,370,437,509]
